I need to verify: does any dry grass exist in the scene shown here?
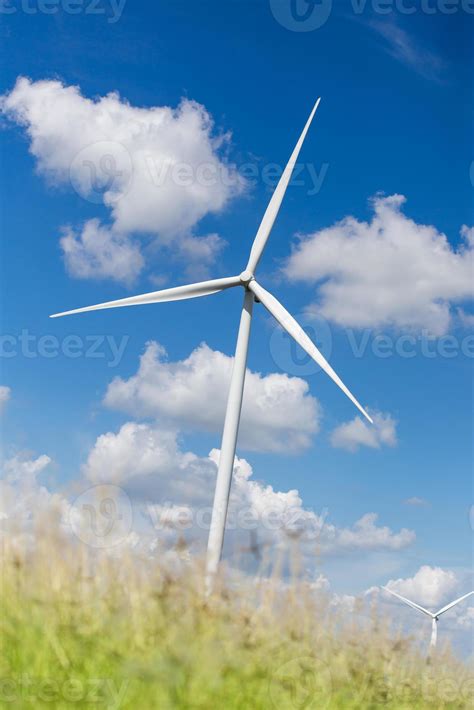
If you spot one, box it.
[1,517,472,709]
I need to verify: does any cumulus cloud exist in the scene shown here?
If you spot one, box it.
[104,341,321,453]
[330,410,397,453]
[384,565,459,609]
[83,421,415,559]
[320,512,414,554]
[284,194,474,336]
[0,386,11,414]
[0,423,416,596]
[175,233,226,280]
[60,219,144,286]
[0,452,139,554]
[0,453,67,533]
[83,422,216,505]
[1,77,243,282]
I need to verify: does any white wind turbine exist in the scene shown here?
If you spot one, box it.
[51,99,373,590]
[382,587,474,652]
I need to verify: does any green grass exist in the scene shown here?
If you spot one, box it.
[1,525,472,709]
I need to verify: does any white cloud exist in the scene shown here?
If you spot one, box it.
[0,452,139,554]
[0,454,67,532]
[385,565,459,609]
[0,386,11,414]
[0,427,415,600]
[284,194,474,336]
[175,233,226,280]
[83,422,216,505]
[368,19,445,82]
[404,497,430,507]
[293,577,361,618]
[308,573,331,595]
[60,219,144,286]
[460,224,474,248]
[104,341,321,453]
[457,307,474,328]
[456,606,474,630]
[330,410,397,453]
[83,421,415,558]
[320,513,414,554]
[2,447,469,649]
[1,77,243,282]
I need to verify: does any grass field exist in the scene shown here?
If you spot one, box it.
[1,520,472,709]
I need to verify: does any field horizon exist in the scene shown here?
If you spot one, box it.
[1,513,472,709]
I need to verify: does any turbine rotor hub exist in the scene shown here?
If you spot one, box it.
[239,270,254,286]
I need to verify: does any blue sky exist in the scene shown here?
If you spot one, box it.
[0,0,473,652]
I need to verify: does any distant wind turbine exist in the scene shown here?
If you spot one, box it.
[382,587,474,652]
[51,99,373,591]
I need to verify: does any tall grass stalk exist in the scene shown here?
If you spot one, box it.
[1,514,472,708]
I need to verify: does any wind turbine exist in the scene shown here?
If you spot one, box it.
[51,99,373,591]
[382,587,474,652]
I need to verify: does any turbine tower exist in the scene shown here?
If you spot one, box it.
[51,99,373,591]
[382,587,474,652]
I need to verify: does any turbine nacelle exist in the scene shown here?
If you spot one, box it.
[239,270,254,287]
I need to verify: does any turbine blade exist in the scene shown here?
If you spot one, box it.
[382,587,434,617]
[435,591,474,617]
[246,98,321,274]
[249,280,372,423]
[50,276,241,318]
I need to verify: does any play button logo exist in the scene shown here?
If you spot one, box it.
[270,0,333,31]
